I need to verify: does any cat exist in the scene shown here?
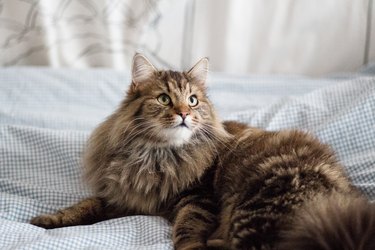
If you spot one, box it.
[31,53,375,250]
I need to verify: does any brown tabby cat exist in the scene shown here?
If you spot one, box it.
[31,54,375,250]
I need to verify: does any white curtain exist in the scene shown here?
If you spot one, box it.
[0,0,167,69]
[188,0,373,75]
[0,0,373,75]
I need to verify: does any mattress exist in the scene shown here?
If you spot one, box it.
[0,66,374,249]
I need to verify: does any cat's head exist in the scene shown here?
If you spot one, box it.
[118,53,226,147]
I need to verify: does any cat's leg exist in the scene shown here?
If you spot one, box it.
[168,190,218,250]
[30,197,110,229]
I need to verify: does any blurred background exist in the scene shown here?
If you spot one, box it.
[0,0,373,76]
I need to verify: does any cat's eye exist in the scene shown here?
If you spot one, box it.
[157,94,171,105]
[188,95,199,107]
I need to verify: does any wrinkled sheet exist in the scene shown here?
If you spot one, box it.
[0,67,374,249]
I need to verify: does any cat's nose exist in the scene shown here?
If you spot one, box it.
[178,112,190,120]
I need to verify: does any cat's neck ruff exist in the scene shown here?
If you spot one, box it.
[94,135,216,214]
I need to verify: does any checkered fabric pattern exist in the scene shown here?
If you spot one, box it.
[0,66,374,249]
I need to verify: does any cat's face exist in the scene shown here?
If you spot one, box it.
[123,54,219,147]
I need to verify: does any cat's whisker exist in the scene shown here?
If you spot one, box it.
[124,124,159,144]
[128,123,159,140]
[198,132,220,156]
[117,117,149,139]
[197,128,227,162]
[123,127,150,143]
[122,120,157,137]
[198,125,232,153]
[144,126,167,147]
[201,123,233,144]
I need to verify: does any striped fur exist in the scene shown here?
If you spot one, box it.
[212,121,368,249]
[278,193,375,250]
[31,54,375,249]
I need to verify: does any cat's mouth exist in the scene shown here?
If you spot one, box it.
[178,122,189,128]
[173,120,191,129]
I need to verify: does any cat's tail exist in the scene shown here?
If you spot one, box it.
[278,192,375,250]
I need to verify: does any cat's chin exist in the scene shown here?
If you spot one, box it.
[162,126,193,147]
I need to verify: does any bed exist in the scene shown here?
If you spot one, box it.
[1,65,375,249]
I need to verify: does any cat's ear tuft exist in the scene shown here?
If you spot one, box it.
[132,53,157,85]
[187,57,209,85]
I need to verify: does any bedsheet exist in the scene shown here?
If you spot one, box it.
[0,67,374,249]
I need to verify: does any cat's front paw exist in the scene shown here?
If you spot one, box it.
[30,214,64,229]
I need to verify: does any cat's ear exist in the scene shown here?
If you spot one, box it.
[132,53,157,85]
[187,57,209,85]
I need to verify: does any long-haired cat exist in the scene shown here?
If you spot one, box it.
[31,54,375,250]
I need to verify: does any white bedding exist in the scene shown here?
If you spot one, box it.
[0,67,374,249]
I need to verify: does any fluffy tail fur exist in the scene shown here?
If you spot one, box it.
[278,192,375,250]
